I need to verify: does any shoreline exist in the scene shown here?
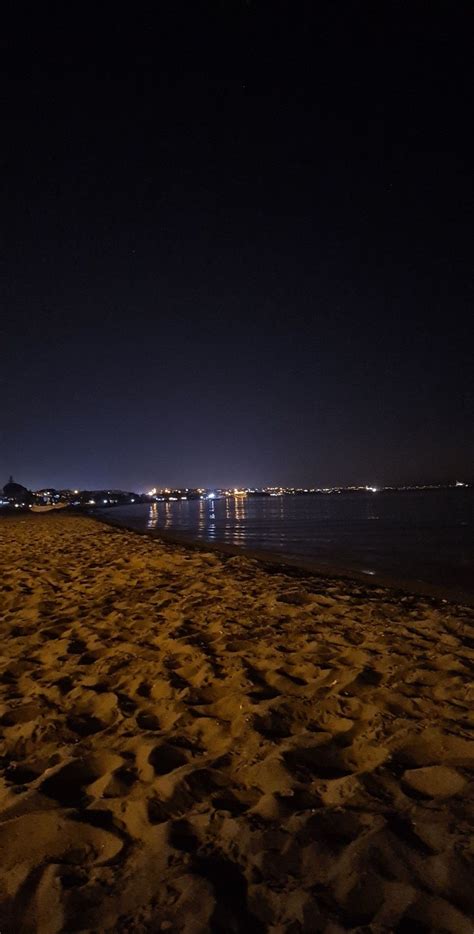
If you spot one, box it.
[91,508,474,608]
[1,513,474,932]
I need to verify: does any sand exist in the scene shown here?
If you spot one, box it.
[0,514,473,933]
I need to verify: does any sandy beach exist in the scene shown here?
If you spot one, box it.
[1,513,473,933]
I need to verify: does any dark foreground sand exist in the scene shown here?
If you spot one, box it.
[0,514,473,933]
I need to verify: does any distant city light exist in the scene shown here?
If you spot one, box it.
[1,481,469,516]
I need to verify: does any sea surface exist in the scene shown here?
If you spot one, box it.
[97,489,474,602]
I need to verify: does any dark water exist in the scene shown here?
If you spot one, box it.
[98,489,474,601]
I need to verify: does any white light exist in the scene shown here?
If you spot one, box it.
[148,488,157,497]
[88,499,95,505]
[207,493,215,499]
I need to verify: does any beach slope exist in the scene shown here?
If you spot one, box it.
[0,514,473,932]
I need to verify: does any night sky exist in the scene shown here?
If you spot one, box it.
[2,3,473,491]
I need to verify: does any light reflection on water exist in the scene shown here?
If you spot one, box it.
[104,490,474,597]
[147,502,158,529]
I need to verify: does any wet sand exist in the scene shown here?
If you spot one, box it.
[1,513,473,932]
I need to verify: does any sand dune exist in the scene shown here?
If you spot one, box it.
[0,513,473,932]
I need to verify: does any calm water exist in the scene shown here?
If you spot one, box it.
[98,490,474,601]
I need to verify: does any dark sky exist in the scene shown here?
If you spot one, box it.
[2,2,473,491]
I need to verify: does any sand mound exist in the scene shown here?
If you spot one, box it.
[0,513,473,932]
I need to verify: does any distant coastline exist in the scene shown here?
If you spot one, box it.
[1,478,471,514]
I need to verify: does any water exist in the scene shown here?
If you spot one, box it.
[97,489,474,601]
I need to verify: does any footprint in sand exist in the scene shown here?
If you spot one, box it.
[252,709,294,739]
[40,753,124,807]
[148,743,189,776]
[136,709,161,731]
[0,810,125,934]
[1,703,44,726]
[66,713,108,736]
